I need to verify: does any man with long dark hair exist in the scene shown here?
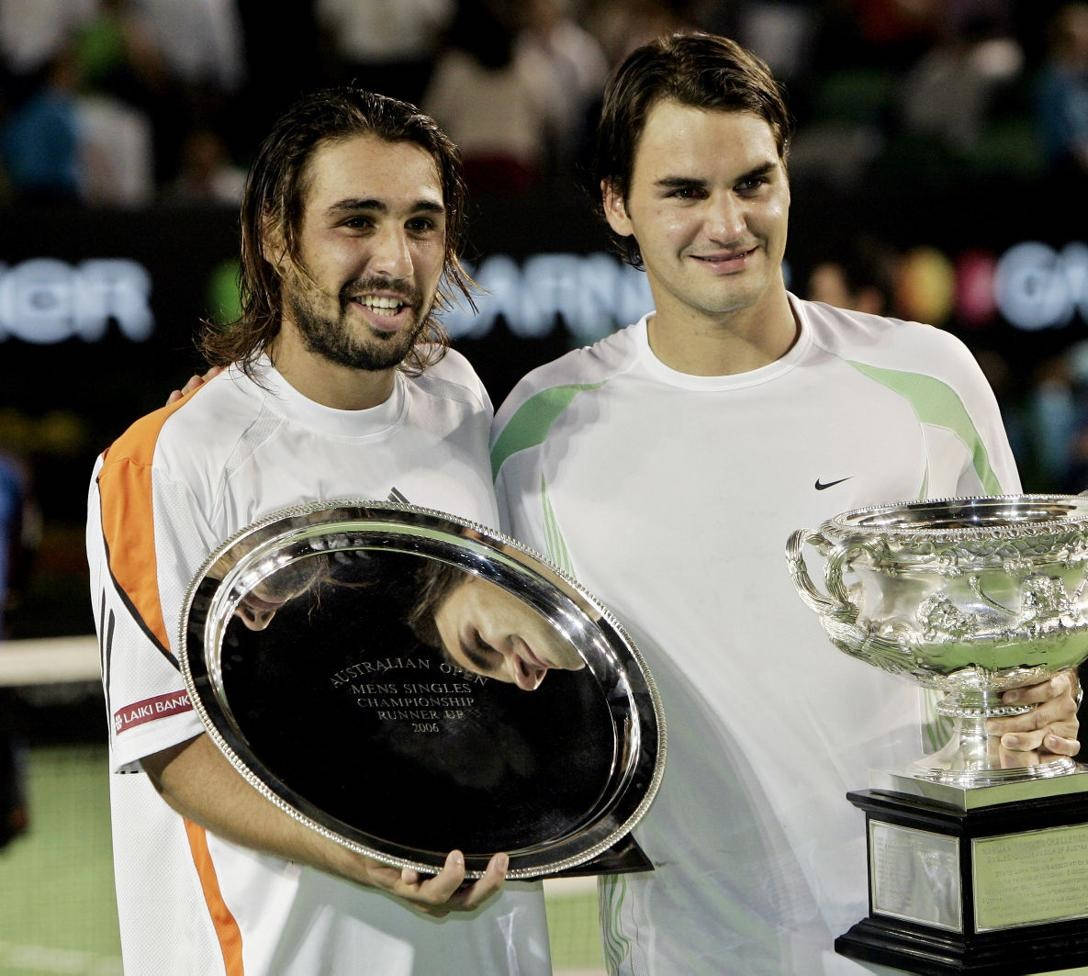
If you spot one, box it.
[87,88,550,976]
[492,33,1080,974]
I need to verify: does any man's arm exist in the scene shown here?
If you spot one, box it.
[142,732,507,917]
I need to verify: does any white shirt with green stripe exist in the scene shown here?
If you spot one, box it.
[492,295,1020,975]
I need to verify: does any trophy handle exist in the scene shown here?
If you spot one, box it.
[786,530,860,620]
[825,541,862,613]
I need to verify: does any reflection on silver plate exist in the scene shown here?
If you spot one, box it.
[180,500,665,879]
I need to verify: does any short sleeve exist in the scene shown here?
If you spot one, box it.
[87,447,219,771]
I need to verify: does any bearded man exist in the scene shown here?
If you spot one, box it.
[86,88,551,976]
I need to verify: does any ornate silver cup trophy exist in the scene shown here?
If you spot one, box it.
[787,494,1088,975]
[181,500,665,880]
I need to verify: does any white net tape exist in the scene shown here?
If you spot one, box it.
[0,636,99,687]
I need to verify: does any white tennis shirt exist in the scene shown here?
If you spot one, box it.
[493,296,1020,975]
[87,351,550,976]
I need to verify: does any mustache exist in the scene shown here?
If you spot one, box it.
[339,277,422,309]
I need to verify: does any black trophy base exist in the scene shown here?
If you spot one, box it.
[838,788,1088,976]
[837,915,1088,975]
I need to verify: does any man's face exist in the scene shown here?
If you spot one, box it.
[278,133,447,371]
[604,100,790,325]
[432,575,585,691]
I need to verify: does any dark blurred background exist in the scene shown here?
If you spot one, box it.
[2,0,1087,640]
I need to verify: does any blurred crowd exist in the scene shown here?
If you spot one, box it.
[800,239,1088,494]
[1,0,1087,493]
[1,0,1086,206]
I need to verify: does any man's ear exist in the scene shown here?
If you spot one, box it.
[602,180,634,238]
[261,213,290,277]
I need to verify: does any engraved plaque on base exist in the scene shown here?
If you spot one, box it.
[869,821,962,933]
[787,495,1088,974]
[181,500,666,879]
[840,789,1088,974]
[972,822,1088,933]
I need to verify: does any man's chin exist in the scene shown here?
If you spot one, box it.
[700,279,770,316]
[312,323,423,372]
[336,346,413,372]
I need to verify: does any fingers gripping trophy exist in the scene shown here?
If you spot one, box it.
[787,495,1088,975]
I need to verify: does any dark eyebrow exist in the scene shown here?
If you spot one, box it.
[737,162,777,182]
[654,176,707,191]
[326,198,384,216]
[325,198,445,218]
[460,637,496,673]
[653,161,778,192]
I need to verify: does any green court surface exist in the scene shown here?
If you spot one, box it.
[0,745,605,975]
[0,745,120,976]
[545,887,606,973]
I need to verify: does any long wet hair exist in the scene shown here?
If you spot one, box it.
[200,88,474,376]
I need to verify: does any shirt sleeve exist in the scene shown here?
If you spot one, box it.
[87,443,220,772]
[491,391,567,572]
[949,344,1022,496]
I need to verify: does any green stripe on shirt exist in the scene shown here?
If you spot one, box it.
[490,383,602,480]
[599,874,632,974]
[541,475,574,574]
[850,361,985,750]
[848,361,1002,495]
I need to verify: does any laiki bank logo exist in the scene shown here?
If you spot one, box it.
[113,691,192,734]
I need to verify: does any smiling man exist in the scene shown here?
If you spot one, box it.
[491,33,1080,975]
[86,90,550,976]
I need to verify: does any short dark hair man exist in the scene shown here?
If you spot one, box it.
[492,33,1079,974]
[87,89,551,976]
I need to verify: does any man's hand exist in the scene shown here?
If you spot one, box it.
[145,735,509,917]
[166,365,223,404]
[986,670,1081,763]
[350,849,509,918]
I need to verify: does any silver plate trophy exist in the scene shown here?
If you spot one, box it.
[180,500,664,881]
[787,495,1088,974]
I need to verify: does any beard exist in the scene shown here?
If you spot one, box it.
[284,272,430,372]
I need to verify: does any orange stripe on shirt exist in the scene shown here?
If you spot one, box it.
[185,818,245,975]
[97,387,205,654]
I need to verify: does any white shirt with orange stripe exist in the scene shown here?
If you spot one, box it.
[86,352,551,976]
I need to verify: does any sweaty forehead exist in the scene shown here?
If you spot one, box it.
[301,133,444,211]
[632,100,780,180]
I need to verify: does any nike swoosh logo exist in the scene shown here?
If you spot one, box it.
[815,477,851,491]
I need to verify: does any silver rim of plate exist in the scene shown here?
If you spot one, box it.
[177,498,666,880]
